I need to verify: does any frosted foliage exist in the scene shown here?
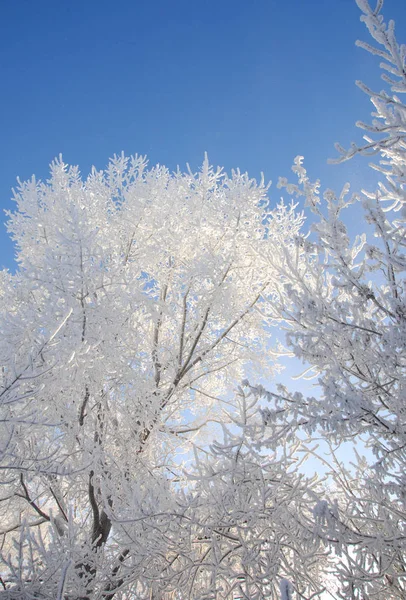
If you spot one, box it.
[264,1,406,598]
[174,387,328,600]
[0,155,310,598]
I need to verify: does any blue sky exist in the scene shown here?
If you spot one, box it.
[1,0,406,270]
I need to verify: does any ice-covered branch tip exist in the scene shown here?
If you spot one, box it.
[332,0,406,166]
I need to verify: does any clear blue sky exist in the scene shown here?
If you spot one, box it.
[1,0,405,270]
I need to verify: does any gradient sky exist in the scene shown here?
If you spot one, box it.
[1,0,406,271]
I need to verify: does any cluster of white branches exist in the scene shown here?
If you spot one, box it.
[260,1,406,597]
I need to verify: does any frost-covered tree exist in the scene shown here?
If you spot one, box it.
[261,1,406,597]
[0,155,315,598]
